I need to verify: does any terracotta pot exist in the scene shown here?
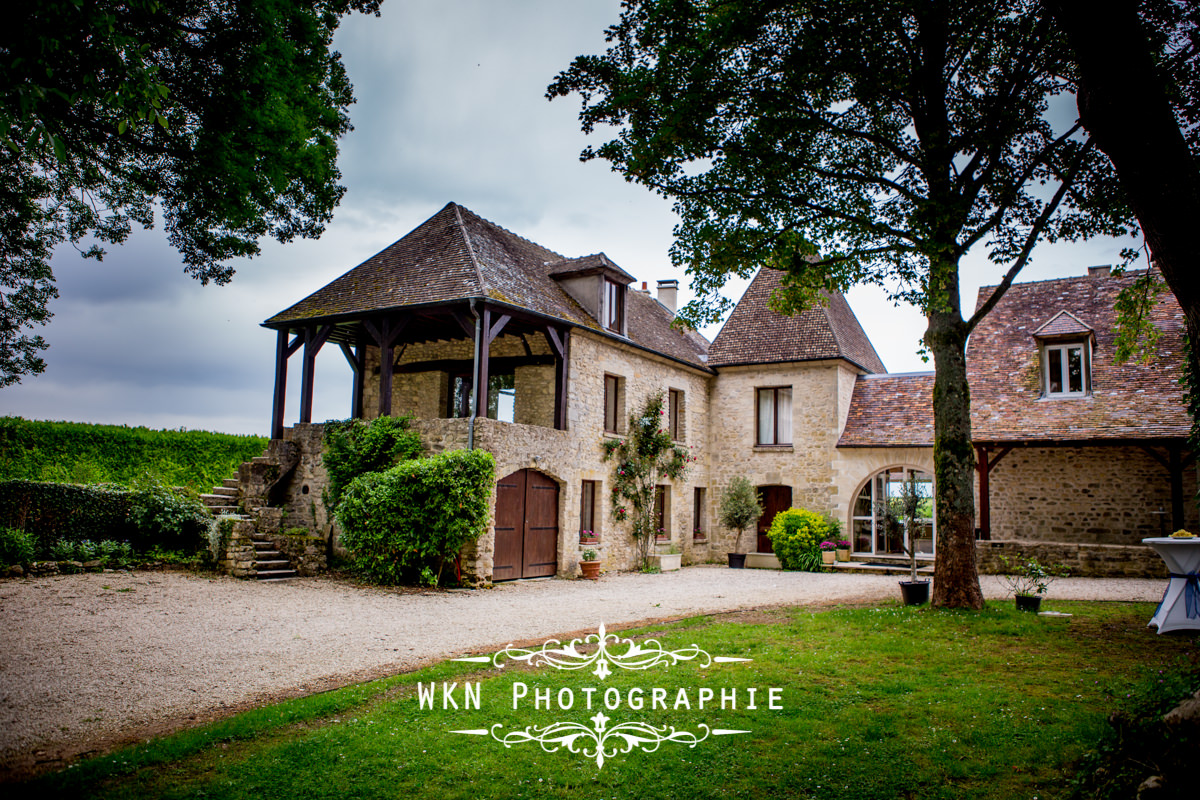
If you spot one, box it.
[580,560,601,580]
[821,550,836,565]
[836,548,851,562]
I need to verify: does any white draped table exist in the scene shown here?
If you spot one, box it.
[1143,538,1200,634]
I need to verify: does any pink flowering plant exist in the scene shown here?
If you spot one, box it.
[601,392,693,569]
[819,540,837,551]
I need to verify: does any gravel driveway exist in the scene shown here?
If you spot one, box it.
[0,567,1163,777]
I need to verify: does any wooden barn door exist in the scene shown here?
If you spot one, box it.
[493,469,559,581]
[756,485,792,553]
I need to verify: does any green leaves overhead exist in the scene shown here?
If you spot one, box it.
[0,0,381,385]
[549,0,1131,327]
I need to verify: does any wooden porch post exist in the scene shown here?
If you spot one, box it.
[363,316,409,418]
[545,324,571,431]
[340,341,365,419]
[473,307,512,419]
[1170,443,1185,531]
[271,328,304,440]
[975,445,990,540]
[299,324,333,424]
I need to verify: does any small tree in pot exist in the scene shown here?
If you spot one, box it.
[894,472,931,605]
[718,476,762,568]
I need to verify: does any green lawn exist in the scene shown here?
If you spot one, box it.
[15,601,1197,800]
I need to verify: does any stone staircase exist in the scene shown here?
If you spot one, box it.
[200,465,299,582]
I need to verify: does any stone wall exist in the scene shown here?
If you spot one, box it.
[975,539,1167,579]
[705,360,852,555]
[985,446,1199,545]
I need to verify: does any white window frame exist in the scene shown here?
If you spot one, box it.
[1042,340,1090,398]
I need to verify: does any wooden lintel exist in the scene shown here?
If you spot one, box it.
[988,446,1013,471]
[544,325,566,359]
[394,355,555,375]
[487,313,512,345]
[339,342,359,373]
[451,310,477,339]
[1140,445,1170,471]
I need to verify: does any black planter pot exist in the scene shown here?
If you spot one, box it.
[1014,594,1043,612]
[899,580,930,606]
[727,552,747,569]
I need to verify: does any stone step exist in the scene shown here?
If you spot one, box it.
[257,576,298,583]
[210,486,238,498]
[205,505,240,515]
[255,559,292,570]
[222,478,240,489]
[256,569,298,580]
[252,542,278,553]
[251,456,273,464]
[830,560,935,577]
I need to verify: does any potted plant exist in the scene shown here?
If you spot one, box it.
[835,539,851,562]
[718,476,762,568]
[998,554,1069,611]
[650,541,682,572]
[819,540,837,565]
[579,529,599,545]
[894,473,931,606]
[579,548,601,580]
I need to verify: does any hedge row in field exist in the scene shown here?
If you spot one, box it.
[0,417,268,492]
[0,480,210,556]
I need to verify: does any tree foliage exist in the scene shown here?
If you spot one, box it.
[0,0,381,385]
[551,0,1134,607]
[717,475,761,553]
[322,415,424,511]
[601,391,694,569]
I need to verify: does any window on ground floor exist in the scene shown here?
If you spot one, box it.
[580,480,598,540]
[654,485,671,540]
[850,467,935,557]
[693,487,707,539]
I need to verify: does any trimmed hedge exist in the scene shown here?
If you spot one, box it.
[0,417,268,492]
[0,479,210,555]
[335,449,495,586]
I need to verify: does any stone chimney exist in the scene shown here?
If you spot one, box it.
[656,279,679,313]
[1088,265,1112,278]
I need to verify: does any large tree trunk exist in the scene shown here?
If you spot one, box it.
[926,265,985,610]
[1051,0,1200,394]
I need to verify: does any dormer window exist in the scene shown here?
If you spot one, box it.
[1033,310,1094,399]
[1042,341,1090,397]
[604,278,625,333]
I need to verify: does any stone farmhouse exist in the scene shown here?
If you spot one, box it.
[225,202,1192,582]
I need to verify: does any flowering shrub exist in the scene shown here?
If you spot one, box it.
[601,392,693,569]
[768,508,834,571]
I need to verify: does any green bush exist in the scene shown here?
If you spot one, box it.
[0,479,209,556]
[336,449,495,586]
[0,416,268,492]
[767,508,831,571]
[323,416,424,510]
[0,526,35,566]
[128,479,211,553]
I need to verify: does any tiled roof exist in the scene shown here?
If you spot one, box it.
[1032,310,1093,338]
[546,253,635,282]
[969,268,1188,443]
[264,203,709,369]
[708,268,887,373]
[838,373,935,447]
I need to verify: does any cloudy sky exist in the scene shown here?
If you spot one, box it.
[3,0,1138,435]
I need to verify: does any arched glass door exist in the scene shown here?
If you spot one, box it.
[850,467,935,557]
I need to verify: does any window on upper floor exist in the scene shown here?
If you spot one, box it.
[1042,341,1090,398]
[668,388,684,441]
[756,386,792,445]
[604,278,625,333]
